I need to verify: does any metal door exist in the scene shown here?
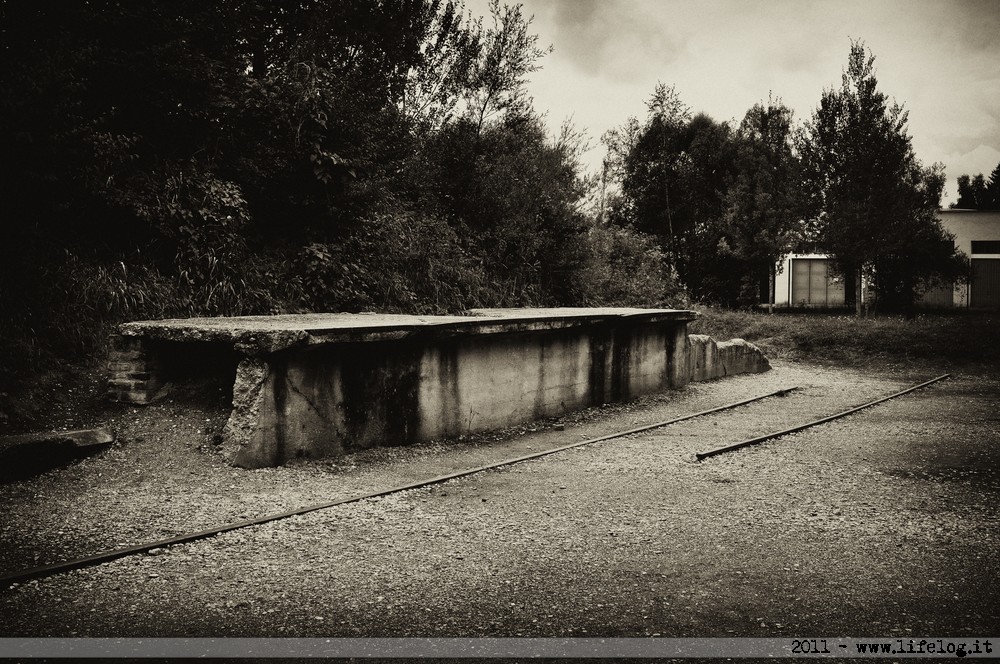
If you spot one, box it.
[791,259,845,306]
[970,259,1000,309]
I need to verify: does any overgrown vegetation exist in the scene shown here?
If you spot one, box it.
[0,2,988,407]
[0,0,685,390]
[691,307,999,373]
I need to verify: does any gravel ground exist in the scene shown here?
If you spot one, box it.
[0,359,997,640]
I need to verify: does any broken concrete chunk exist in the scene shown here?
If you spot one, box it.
[0,428,114,453]
[688,335,770,381]
[0,428,115,481]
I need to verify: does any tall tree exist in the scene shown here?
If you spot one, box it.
[605,83,740,298]
[797,41,966,314]
[989,163,1000,210]
[953,164,1000,210]
[598,116,642,225]
[720,97,803,310]
[872,161,967,313]
[624,84,692,266]
[462,0,550,135]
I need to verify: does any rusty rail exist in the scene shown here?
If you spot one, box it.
[694,374,950,461]
[1,386,797,588]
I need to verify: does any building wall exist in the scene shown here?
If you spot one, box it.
[938,210,1000,309]
[774,210,1000,309]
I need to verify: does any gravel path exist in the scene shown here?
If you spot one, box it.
[1,360,997,638]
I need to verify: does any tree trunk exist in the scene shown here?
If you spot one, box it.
[855,264,863,317]
[903,272,916,319]
[768,262,775,314]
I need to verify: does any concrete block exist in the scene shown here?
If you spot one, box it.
[717,339,771,376]
[209,310,695,468]
[689,335,770,382]
[688,334,718,382]
[110,310,778,469]
[125,390,152,404]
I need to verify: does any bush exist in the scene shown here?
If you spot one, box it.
[0,244,296,390]
[150,169,282,316]
[294,212,494,314]
[575,223,688,308]
[0,252,174,384]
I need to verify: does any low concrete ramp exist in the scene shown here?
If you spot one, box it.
[688,334,771,381]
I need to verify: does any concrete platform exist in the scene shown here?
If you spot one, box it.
[108,308,769,468]
[116,308,697,352]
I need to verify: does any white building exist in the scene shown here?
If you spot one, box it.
[773,209,1000,309]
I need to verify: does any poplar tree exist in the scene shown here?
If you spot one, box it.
[798,41,965,314]
[720,96,802,310]
[954,164,1000,210]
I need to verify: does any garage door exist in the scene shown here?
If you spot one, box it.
[791,259,845,306]
[970,259,1000,309]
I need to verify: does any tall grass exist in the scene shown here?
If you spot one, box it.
[690,306,998,372]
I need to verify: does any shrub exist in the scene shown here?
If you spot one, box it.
[575,223,688,308]
[0,252,177,384]
[294,212,493,314]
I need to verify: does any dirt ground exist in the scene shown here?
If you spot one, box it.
[0,358,997,641]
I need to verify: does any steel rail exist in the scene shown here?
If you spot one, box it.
[1,386,797,588]
[694,374,951,461]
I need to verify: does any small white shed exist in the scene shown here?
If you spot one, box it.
[771,210,1000,309]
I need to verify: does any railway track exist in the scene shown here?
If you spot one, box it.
[1,375,950,589]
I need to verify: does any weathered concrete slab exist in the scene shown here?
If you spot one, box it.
[0,429,114,481]
[218,309,696,468]
[118,308,697,353]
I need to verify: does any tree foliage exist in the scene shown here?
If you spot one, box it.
[797,41,967,313]
[719,97,804,308]
[953,163,1000,210]
[462,0,551,134]
[992,164,1000,210]
[602,84,744,303]
[0,0,684,384]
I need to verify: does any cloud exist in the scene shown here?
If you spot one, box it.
[946,0,1000,53]
[526,0,687,81]
[464,0,1000,184]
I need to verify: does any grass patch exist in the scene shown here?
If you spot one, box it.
[690,306,999,374]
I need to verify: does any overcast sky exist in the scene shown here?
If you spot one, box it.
[463,0,1000,204]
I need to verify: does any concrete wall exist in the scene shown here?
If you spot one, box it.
[939,210,1000,309]
[225,320,692,468]
[939,209,1000,259]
